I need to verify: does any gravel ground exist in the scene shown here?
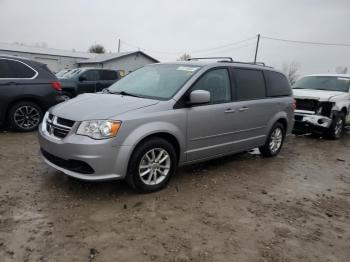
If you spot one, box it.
[0,130,350,262]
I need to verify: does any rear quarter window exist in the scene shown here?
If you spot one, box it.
[9,59,37,78]
[266,71,292,97]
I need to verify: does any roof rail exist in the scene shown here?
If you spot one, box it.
[230,61,273,68]
[186,57,272,68]
[187,57,233,62]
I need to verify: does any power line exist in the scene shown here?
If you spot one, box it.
[190,36,256,53]
[261,36,350,47]
[119,36,257,55]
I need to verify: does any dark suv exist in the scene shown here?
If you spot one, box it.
[58,68,120,100]
[0,55,62,131]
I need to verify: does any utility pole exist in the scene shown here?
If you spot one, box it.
[254,34,260,64]
[118,38,121,53]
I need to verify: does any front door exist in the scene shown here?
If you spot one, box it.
[77,70,99,94]
[186,68,236,162]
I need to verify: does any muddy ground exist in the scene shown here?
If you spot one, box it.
[0,130,349,262]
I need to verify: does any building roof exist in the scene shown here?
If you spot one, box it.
[77,51,159,64]
[307,73,350,78]
[0,42,95,59]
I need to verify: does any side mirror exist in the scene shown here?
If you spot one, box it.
[189,90,210,105]
[79,75,87,82]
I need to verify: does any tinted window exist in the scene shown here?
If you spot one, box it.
[81,70,98,81]
[9,60,36,78]
[267,71,292,97]
[191,68,231,104]
[234,68,266,100]
[293,76,350,92]
[99,70,118,81]
[0,59,16,78]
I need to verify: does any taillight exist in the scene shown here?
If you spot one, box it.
[51,81,62,91]
[292,99,297,110]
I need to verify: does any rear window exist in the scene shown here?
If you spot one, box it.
[0,59,16,78]
[8,59,36,78]
[233,68,266,100]
[266,71,292,97]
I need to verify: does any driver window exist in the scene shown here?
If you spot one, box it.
[191,68,231,104]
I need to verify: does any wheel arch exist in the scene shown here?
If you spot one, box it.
[266,111,290,136]
[132,132,181,164]
[6,97,45,122]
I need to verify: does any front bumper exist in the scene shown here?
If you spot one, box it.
[293,110,332,133]
[38,124,132,181]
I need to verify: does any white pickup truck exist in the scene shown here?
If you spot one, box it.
[293,74,350,139]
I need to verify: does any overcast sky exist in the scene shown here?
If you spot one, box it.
[1,0,350,75]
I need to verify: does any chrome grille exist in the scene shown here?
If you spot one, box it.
[45,114,75,139]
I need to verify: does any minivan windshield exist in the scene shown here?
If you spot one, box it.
[293,76,350,92]
[107,64,201,100]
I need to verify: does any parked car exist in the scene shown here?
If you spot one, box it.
[293,74,350,139]
[0,55,62,131]
[38,58,294,192]
[58,68,120,100]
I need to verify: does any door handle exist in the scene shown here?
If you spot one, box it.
[225,108,236,113]
[239,107,249,112]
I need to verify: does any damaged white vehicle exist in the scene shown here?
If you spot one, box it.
[293,74,350,139]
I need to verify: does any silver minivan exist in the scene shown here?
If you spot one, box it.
[38,58,294,192]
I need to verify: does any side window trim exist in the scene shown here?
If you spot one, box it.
[0,58,38,80]
[187,66,233,106]
[230,67,267,102]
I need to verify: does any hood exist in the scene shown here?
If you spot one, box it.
[293,89,345,101]
[50,93,159,121]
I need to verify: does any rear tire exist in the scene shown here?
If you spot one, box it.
[8,101,43,132]
[126,137,177,193]
[259,122,285,157]
[326,112,345,140]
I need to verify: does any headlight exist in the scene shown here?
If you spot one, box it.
[76,120,121,139]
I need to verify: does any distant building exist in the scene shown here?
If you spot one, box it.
[0,42,159,73]
[77,51,159,73]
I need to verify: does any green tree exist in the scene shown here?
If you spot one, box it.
[88,44,106,54]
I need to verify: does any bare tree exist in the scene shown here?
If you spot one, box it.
[335,66,348,74]
[88,44,106,54]
[178,53,191,61]
[282,61,300,85]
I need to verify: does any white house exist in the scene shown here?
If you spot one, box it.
[0,42,159,73]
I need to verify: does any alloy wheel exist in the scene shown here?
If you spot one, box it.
[13,106,40,130]
[138,148,171,185]
[269,127,283,153]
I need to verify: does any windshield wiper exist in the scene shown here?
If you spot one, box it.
[292,87,304,89]
[112,90,141,98]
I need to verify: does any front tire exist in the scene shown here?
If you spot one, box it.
[259,122,285,157]
[326,112,345,140]
[126,137,177,193]
[8,101,43,132]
